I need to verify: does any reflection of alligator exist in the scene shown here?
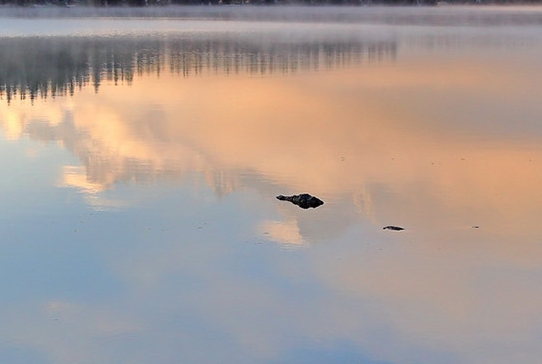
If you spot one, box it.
[276,194,324,209]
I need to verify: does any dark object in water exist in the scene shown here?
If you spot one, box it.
[276,193,324,209]
[383,226,405,231]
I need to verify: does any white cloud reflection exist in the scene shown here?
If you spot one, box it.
[259,219,305,246]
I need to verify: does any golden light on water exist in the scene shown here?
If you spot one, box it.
[3,55,542,235]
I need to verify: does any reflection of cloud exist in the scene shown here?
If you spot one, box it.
[62,165,108,194]
[1,109,24,140]
[3,51,542,236]
[260,219,305,246]
[60,165,129,211]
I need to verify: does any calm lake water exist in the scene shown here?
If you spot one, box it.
[1,6,542,364]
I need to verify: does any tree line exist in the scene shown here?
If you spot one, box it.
[2,0,539,8]
[0,0,444,7]
[0,0,434,5]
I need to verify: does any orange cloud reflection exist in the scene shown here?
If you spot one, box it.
[2,54,542,238]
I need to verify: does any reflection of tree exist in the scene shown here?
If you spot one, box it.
[0,35,396,103]
[169,37,395,76]
[0,37,161,103]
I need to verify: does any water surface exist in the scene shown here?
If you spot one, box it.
[1,7,542,364]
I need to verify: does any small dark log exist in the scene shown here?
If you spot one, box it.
[383,226,405,231]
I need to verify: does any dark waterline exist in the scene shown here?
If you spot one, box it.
[1,4,542,25]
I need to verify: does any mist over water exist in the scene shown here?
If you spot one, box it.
[1,6,542,364]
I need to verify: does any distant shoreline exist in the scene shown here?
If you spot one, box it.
[1,0,541,11]
[1,3,542,19]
